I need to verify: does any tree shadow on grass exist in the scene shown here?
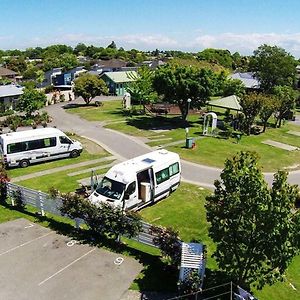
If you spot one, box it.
[1,202,178,293]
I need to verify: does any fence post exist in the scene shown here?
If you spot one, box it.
[7,183,15,206]
[38,190,45,216]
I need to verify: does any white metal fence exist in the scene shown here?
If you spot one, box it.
[6,182,157,248]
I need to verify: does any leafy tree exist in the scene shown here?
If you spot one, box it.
[153,65,217,120]
[60,53,78,71]
[273,85,297,127]
[250,44,297,91]
[17,87,46,117]
[259,94,279,132]
[222,78,246,98]
[74,43,87,55]
[126,66,157,111]
[73,74,108,105]
[240,92,263,135]
[197,48,233,69]
[107,41,117,49]
[206,151,300,289]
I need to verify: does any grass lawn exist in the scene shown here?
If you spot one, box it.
[17,161,113,193]
[68,101,300,171]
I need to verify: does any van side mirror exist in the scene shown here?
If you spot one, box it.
[124,192,130,200]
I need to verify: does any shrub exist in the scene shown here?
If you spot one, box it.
[149,225,182,267]
[178,270,202,297]
[12,189,25,210]
[0,161,9,204]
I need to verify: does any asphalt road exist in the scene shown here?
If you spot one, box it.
[45,99,299,188]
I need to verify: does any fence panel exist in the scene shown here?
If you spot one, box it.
[6,182,158,248]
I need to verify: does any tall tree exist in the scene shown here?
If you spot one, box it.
[17,87,46,117]
[240,92,263,135]
[126,66,157,111]
[259,94,279,132]
[153,65,217,120]
[73,74,108,105]
[273,85,297,127]
[206,151,300,289]
[250,44,297,91]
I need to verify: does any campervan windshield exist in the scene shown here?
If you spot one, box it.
[95,177,125,200]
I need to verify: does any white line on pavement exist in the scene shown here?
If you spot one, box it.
[38,248,96,286]
[0,232,53,257]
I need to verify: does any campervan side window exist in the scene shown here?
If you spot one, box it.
[155,167,170,185]
[7,137,57,154]
[59,136,72,144]
[169,162,179,177]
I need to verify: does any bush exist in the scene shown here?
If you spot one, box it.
[0,161,9,204]
[12,189,25,210]
[44,85,55,94]
[149,225,182,267]
[178,270,202,297]
[94,101,103,107]
[59,193,142,239]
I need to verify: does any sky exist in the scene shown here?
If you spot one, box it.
[1,0,300,57]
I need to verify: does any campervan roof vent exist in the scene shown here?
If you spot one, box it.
[158,149,168,155]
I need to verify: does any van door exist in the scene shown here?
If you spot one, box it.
[154,166,170,200]
[58,136,73,157]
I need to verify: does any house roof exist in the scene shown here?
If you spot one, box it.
[0,85,23,98]
[95,59,127,69]
[101,71,137,83]
[208,95,242,111]
[229,72,260,89]
[0,66,17,77]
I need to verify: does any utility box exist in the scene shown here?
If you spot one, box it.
[186,138,194,149]
[140,182,151,202]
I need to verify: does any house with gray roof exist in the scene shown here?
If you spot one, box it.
[0,66,17,82]
[0,84,23,110]
[100,71,137,96]
[229,72,260,89]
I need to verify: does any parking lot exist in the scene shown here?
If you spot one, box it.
[0,218,142,300]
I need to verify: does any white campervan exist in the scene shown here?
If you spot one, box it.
[89,149,181,210]
[0,128,83,168]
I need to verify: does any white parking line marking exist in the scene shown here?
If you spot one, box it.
[24,224,34,229]
[0,232,53,257]
[38,248,96,286]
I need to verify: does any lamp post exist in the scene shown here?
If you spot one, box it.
[186,98,192,123]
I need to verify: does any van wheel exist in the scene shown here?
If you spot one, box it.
[19,159,30,168]
[70,150,79,158]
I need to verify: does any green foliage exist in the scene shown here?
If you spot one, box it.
[73,74,108,105]
[153,65,220,120]
[60,193,142,239]
[126,66,158,108]
[149,225,182,267]
[0,161,9,204]
[222,78,246,97]
[17,87,46,117]
[12,189,25,210]
[273,85,297,127]
[197,48,234,69]
[178,270,202,296]
[206,151,300,289]
[259,94,279,132]
[240,92,263,135]
[250,44,297,91]
[107,41,117,49]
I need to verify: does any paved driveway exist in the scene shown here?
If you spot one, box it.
[0,218,142,300]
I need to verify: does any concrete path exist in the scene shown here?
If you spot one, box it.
[12,156,115,182]
[262,140,299,151]
[44,99,299,188]
[287,130,300,137]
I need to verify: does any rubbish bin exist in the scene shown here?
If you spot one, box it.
[186,137,194,149]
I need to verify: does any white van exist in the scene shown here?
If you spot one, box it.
[0,128,83,168]
[89,149,181,210]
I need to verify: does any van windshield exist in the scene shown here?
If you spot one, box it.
[96,176,125,200]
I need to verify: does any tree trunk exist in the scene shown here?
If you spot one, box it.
[263,120,267,132]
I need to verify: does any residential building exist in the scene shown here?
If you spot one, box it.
[0,84,23,110]
[0,66,18,82]
[90,59,127,75]
[52,66,86,86]
[42,68,63,87]
[100,71,137,96]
